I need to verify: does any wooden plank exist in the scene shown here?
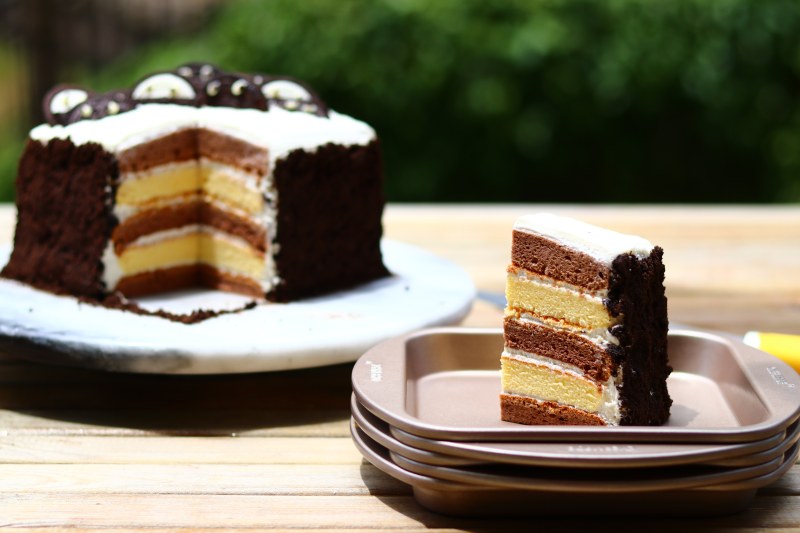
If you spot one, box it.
[760,468,800,496]
[0,493,798,529]
[2,462,796,501]
[0,409,351,437]
[0,464,408,495]
[0,436,362,464]
[9,530,471,533]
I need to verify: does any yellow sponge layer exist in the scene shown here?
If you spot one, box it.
[115,163,263,215]
[118,233,264,279]
[505,272,618,331]
[501,355,603,413]
[198,233,264,278]
[201,165,263,215]
[116,163,199,206]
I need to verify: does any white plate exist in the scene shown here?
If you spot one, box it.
[0,240,475,374]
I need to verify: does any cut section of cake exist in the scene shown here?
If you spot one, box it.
[501,213,672,426]
[2,64,388,305]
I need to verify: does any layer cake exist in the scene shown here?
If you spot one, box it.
[501,213,672,426]
[2,64,388,307]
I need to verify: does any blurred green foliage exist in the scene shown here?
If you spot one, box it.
[4,0,800,202]
[0,42,25,203]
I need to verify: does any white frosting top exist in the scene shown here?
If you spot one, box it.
[29,103,376,166]
[514,213,654,266]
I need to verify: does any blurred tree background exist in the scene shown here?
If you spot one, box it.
[1,0,799,203]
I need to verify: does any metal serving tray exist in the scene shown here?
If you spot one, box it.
[352,328,800,443]
[351,419,799,517]
[352,394,799,469]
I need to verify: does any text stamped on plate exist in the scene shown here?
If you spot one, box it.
[767,366,797,389]
[366,361,383,382]
[567,445,637,453]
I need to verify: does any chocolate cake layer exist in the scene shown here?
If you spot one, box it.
[115,264,263,298]
[1,139,117,298]
[197,128,269,176]
[112,201,198,252]
[511,229,609,291]
[503,317,618,382]
[118,129,197,174]
[199,203,267,251]
[197,264,264,297]
[114,264,201,296]
[500,394,606,426]
[117,127,269,176]
[607,248,672,425]
[269,140,388,302]
[112,201,267,253]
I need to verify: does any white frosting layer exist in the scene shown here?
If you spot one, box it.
[125,224,203,248]
[101,242,124,291]
[31,104,197,153]
[29,103,376,167]
[514,213,654,266]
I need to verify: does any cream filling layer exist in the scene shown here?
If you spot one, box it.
[102,227,269,291]
[500,351,621,425]
[505,268,620,332]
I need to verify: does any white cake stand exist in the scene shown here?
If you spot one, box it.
[0,240,475,374]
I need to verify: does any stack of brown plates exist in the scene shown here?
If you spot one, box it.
[351,328,800,517]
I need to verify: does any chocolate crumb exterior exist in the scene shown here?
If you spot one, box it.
[606,247,672,425]
[1,139,117,298]
[269,140,389,302]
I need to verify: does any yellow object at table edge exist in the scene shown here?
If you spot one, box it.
[744,331,800,374]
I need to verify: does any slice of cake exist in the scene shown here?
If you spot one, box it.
[1,64,388,307]
[501,213,671,426]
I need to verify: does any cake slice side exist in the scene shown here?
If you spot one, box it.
[501,214,671,426]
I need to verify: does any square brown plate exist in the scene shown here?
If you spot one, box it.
[386,443,792,493]
[352,328,800,443]
[351,419,799,517]
[352,394,800,469]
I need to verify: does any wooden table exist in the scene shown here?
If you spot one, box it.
[0,203,798,529]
